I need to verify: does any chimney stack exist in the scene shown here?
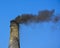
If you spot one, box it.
[9,20,20,48]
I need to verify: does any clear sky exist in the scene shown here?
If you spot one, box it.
[0,0,60,48]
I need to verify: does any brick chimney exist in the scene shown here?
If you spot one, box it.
[9,20,20,48]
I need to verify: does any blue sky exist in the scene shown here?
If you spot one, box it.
[0,0,60,48]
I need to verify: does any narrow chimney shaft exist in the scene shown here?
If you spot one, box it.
[9,20,20,48]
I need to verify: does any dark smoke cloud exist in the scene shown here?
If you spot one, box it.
[15,14,35,24]
[37,10,55,21]
[10,9,60,24]
[53,16,60,22]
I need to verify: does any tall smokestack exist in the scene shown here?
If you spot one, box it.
[9,20,20,48]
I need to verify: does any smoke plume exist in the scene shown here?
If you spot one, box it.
[10,9,60,24]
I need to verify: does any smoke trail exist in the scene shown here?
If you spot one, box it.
[15,14,35,24]
[10,9,60,24]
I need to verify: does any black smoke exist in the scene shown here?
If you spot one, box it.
[10,9,60,24]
